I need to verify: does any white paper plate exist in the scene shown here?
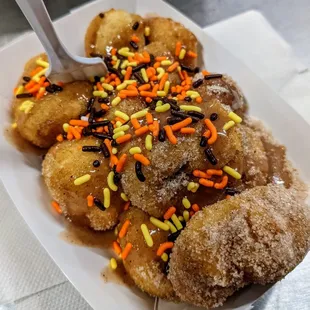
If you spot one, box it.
[0,1,309,309]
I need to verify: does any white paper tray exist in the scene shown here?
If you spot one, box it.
[0,1,309,309]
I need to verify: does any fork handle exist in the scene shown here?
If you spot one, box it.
[15,0,73,73]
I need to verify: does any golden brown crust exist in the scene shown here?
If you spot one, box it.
[168,184,310,308]
[42,137,123,230]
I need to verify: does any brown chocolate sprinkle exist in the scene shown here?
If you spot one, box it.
[171,110,188,119]
[205,148,218,165]
[130,41,139,50]
[82,146,101,152]
[16,93,33,98]
[184,96,192,102]
[93,160,100,167]
[88,120,110,128]
[167,117,184,125]
[88,108,96,123]
[92,133,112,140]
[187,111,204,119]
[101,143,110,158]
[23,76,31,82]
[158,129,166,142]
[192,78,203,88]
[200,136,207,147]
[94,197,105,211]
[98,97,109,103]
[132,21,139,30]
[210,113,218,121]
[204,74,223,80]
[135,161,146,182]
[99,13,105,18]
[87,97,95,113]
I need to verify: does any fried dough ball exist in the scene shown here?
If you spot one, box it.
[42,137,123,230]
[121,99,242,217]
[12,54,92,148]
[146,17,198,67]
[195,74,247,115]
[85,9,145,57]
[117,207,176,300]
[168,185,310,308]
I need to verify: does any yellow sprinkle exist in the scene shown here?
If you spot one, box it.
[179,48,186,60]
[150,217,170,231]
[129,146,142,154]
[183,210,190,222]
[156,67,165,79]
[74,174,91,186]
[36,58,49,68]
[178,216,184,222]
[118,47,134,57]
[107,171,118,191]
[144,26,150,36]
[131,109,148,119]
[114,226,118,236]
[124,80,137,85]
[116,121,123,128]
[182,197,191,209]
[11,122,17,129]
[120,193,129,201]
[177,66,182,72]
[161,60,172,66]
[141,68,149,83]
[156,100,163,107]
[223,120,235,131]
[112,55,118,61]
[115,111,129,121]
[186,90,200,99]
[113,59,120,69]
[113,131,125,140]
[164,220,177,233]
[228,111,243,124]
[223,166,241,180]
[192,183,200,193]
[187,182,195,191]
[164,81,170,94]
[127,62,138,67]
[157,91,167,98]
[93,86,98,91]
[180,105,202,112]
[103,188,111,208]
[114,125,130,133]
[15,85,24,95]
[19,100,34,114]
[116,82,127,91]
[141,224,154,247]
[155,103,170,112]
[110,258,118,270]
[172,97,178,101]
[112,96,122,107]
[145,135,153,151]
[32,68,48,82]
[100,77,105,82]
[93,90,108,98]
[121,60,129,69]
[112,147,118,155]
[63,123,69,132]
[102,83,114,91]
[161,253,169,262]
[121,69,126,75]
[171,214,183,230]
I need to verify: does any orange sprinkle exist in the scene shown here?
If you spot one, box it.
[116,134,132,144]
[163,206,176,220]
[69,120,89,127]
[131,34,140,43]
[115,77,121,86]
[110,155,119,167]
[159,73,168,90]
[193,170,210,178]
[67,131,73,140]
[24,80,36,90]
[27,84,40,94]
[134,53,143,62]
[183,84,191,91]
[43,82,50,87]
[199,179,214,187]
[124,66,132,80]
[38,76,46,86]
[114,117,126,124]
[214,175,228,189]
[119,219,131,238]
[145,97,152,103]
[96,82,103,91]
[104,139,113,156]
[119,93,127,99]
[164,125,177,144]
[202,70,210,76]
[135,125,149,136]
[140,91,156,98]
[121,242,133,260]
[178,70,185,80]
[175,41,182,57]
[192,204,200,212]
[124,201,130,211]
[196,96,202,103]
[133,153,150,166]
[116,154,127,173]
[101,103,110,111]
[203,130,211,138]
[207,169,223,176]
[113,241,122,255]
[189,211,194,217]
[152,84,159,94]
[51,201,62,214]
[171,117,192,131]
[30,66,43,77]
[56,134,63,142]
[120,89,138,97]
[146,67,156,78]
[152,120,159,137]
[36,88,45,100]
[69,126,81,140]
[111,60,116,65]
[153,61,161,69]
[126,85,136,92]
[111,48,117,56]
[187,51,198,58]
[167,61,179,72]
[180,127,195,134]
[141,51,150,63]
[146,112,153,125]
[155,56,167,62]
[204,119,218,145]
[150,76,158,81]
[87,195,94,207]
[131,118,141,129]
[138,84,151,91]
[157,242,174,256]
